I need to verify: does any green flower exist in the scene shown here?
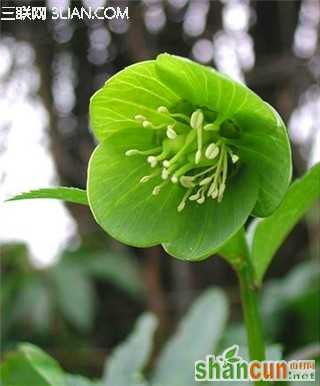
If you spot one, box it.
[88,54,291,261]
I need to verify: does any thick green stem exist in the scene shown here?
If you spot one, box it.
[219,227,267,384]
[238,260,266,385]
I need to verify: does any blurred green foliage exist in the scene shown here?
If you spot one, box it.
[2,285,317,386]
[1,242,145,352]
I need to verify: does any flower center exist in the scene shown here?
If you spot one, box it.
[125,105,240,212]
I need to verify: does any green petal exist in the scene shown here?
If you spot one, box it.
[90,61,180,142]
[156,54,292,216]
[230,106,292,216]
[163,166,259,261]
[87,130,185,247]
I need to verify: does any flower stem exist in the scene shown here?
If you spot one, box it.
[237,259,266,385]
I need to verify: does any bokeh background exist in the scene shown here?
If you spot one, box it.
[0,0,319,379]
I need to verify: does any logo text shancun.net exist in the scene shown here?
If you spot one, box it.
[194,345,316,382]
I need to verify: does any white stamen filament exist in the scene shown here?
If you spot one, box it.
[177,188,193,212]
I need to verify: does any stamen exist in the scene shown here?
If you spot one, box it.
[190,109,204,130]
[148,156,158,168]
[170,113,190,123]
[143,121,152,128]
[189,187,204,201]
[199,176,213,186]
[180,176,195,188]
[205,143,220,160]
[227,148,239,164]
[166,125,177,139]
[177,188,193,212]
[125,147,161,157]
[196,188,206,204]
[125,149,141,156]
[152,181,168,196]
[204,123,219,131]
[231,154,239,163]
[171,163,195,185]
[133,104,240,210]
[157,106,169,113]
[218,183,226,202]
[140,170,160,183]
[135,115,147,121]
[211,187,219,199]
[161,168,169,180]
[208,181,217,197]
[193,165,217,179]
[190,109,204,164]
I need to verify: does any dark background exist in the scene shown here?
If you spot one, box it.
[0,0,319,378]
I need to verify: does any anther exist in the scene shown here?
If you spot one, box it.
[171,175,178,183]
[152,181,168,196]
[231,154,239,163]
[157,106,169,113]
[190,109,204,130]
[125,149,141,156]
[148,156,158,168]
[204,123,219,131]
[143,121,152,128]
[152,186,161,195]
[166,125,177,139]
[197,196,205,204]
[177,188,193,212]
[200,176,213,186]
[205,143,220,160]
[135,115,147,121]
[180,176,195,188]
[161,168,169,180]
[189,188,203,201]
[125,146,162,157]
[140,175,152,183]
[163,160,170,168]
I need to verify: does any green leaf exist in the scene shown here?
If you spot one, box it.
[83,252,145,298]
[224,345,238,359]
[49,263,95,332]
[90,61,179,142]
[155,54,292,217]
[0,343,67,386]
[249,163,320,285]
[7,187,88,206]
[152,288,228,386]
[103,313,157,386]
[10,278,51,334]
